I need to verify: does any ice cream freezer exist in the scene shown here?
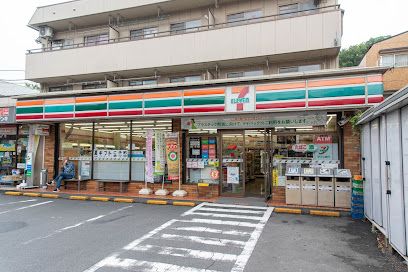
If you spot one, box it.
[317,168,335,207]
[285,166,301,205]
[335,169,352,208]
[301,168,317,206]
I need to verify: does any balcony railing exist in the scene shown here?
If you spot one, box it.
[27,5,340,54]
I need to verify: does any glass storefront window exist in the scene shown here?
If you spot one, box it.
[0,125,17,178]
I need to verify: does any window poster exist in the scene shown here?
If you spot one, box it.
[227,166,240,184]
[189,137,201,158]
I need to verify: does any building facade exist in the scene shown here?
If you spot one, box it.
[360,31,408,96]
[0,81,38,184]
[17,0,387,206]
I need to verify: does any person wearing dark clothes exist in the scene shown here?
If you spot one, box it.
[47,158,75,192]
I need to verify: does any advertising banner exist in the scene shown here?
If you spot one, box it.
[145,130,154,183]
[154,131,166,175]
[0,107,15,123]
[181,112,327,130]
[165,132,180,181]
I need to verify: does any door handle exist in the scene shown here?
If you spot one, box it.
[385,161,391,195]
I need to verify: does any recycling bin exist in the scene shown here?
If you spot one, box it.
[317,168,334,207]
[285,166,301,205]
[335,169,352,208]
[301,168,317,206]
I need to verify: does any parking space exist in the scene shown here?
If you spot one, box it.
[0,194,404,272]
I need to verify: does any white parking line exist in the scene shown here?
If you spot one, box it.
[231,207,274,272]
[190,212,264,221]
[0,201,53,215]
[181,218,259,228]
[88,255,221,272]
[160,233,246,247]
[22,205,133,245]
[198,207,265,214]
[172,226,251,236]
[0,199,37,206]
[84,202,273,272]
[132,244,238,262]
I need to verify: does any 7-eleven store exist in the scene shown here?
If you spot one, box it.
[14,67,385,206]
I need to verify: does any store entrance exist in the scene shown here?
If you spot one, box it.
[220,130,272,199]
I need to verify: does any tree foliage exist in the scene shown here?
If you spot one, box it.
[25,82,40,90]
[339,36,391,67]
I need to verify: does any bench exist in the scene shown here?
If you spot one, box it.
[96,180,130,193]
[62,179,89,192]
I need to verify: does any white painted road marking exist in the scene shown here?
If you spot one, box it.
[160,233,246,247]
[0,200,53,215]
[84,202,273,272]
[0,199,37,206]
[22,205,133,245]
[132,244,238,262]
[172,226,251,236]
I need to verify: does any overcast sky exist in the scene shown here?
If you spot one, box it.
[1,0,407,84]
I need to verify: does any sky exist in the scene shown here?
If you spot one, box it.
[0,0,407,84]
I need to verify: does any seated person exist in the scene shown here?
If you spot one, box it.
[47,158,75,192]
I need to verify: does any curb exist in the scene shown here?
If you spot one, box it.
[69,195,89,201]
[90,197,110,202]
[173,201,196,207]
[310,210,340,217]
[5,191,23,196]
[114,198,134,203]
[2,191,199,208]
[41,194,59,199]
[147,200,168,205]
[274,208,302,214]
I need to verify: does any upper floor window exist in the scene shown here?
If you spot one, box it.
[51,39,74,50]
[227,70,264,78]
[279,3,299,15]
[84,33,109,46]
[170,20,201,34]
[279,1,318,17]
[82,82,107,90]
[227,10,263,23]
[49,85,73,92]
[279,64,321,74]
[380,53,408,67]
[130,27,158,40]
[170,75,202,83]
[129,79,158,86]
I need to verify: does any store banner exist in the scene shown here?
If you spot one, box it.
[181,112,327,130]
[154,131,165,176]
[145,130,154,183]
[225,86,256,112]
[0,107,15,124]
[165,132,180,181]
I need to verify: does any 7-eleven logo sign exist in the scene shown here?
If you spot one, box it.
[226,86,255,112]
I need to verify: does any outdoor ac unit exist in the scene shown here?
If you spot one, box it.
[39,26,54,38]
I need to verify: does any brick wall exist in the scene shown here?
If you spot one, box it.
[44,125,56,179]
[343,121,361,176]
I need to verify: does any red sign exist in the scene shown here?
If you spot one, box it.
[314,135,333,144]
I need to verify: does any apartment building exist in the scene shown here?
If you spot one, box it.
[17,0,387,204]
[360,31,408,96]
[27,0,342,92]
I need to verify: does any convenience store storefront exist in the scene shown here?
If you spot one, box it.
[14,68,385,203]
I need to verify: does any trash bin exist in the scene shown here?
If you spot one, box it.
[301,168,317,206]
[335,169,352,208]
[40,169,48,188]
[317,168,334,207]
[285,166,301,205]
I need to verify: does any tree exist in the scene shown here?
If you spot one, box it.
[339,36,391,67]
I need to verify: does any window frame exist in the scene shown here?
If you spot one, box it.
[226,10,263,24]
[170,19,202,34]
[84,33,109,46]
[130,26,159,40]
[170,75,202,83]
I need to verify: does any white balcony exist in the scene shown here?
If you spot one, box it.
[26,7,342,82]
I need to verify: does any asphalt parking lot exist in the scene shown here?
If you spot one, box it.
[0,194,404,272]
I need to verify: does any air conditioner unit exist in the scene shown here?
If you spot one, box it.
[38,26,54,38]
